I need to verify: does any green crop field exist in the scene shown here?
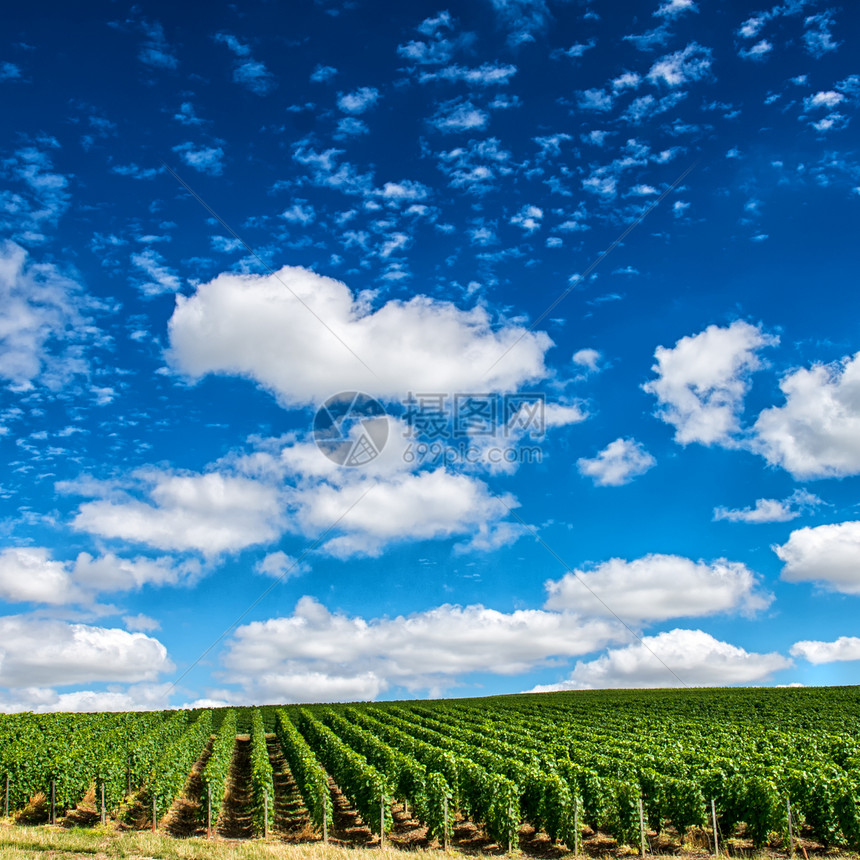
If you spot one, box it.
[2,687,860,857]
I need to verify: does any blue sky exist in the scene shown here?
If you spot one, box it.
[1,0,859,711]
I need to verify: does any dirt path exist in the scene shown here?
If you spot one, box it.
[162,738,213,837]
[328,776,375,846]
[266,734,317,840]
[217,734,254,838]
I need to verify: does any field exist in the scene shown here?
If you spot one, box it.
[2,687,860,858]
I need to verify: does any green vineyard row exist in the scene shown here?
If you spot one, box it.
[1,688,859,851]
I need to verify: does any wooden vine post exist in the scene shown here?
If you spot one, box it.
[50,780,56,825]
[787,798,795,858]
[207,785,212,839]
[152,792,156,833]
[263,788,269,838]
[380,793,385,845]
[443,793,449,851]
[711,798,719,857]
[322,790,328,843]
[638,795,646,858]
[100,780,105,825]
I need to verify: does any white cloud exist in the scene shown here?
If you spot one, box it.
[130,248,181,296]
[654,0,697,18]
[544,554,772,622]
[648,42,712,87]
[775,520,860,595]
[337,87,379,114]
[791,637,860,664]
[172,142,224,175]
[430,98,489,133]
[221,595,622,701]
[533,629,790,690]
[292,469,520,558]
[124,613,161,633]
[577,438,656,487]
[311,64,337,82]
[577,88,614,112]
[572,348,602,372]
[72,551,201,591]
[0,615,172,688]
[713,489,822,523]
[214,33,275,94]
[0,545,202,606]
[739,40,773,60]
[643,320,778,446]
[0,241,99,391]
[753,351,860,479]
[73,469,284,556]
[0,547,84,605]
[419,63,517,86]
[0,682,175,714]
[488,0,552,47]
[137,19,177,70]
[167,265,552,407]
[803,12,840,58]
[804,91,845,111]
[509,204,543,233]
[255,550,310,579]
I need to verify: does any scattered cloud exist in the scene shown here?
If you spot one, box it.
[544,554,772,621]
[654,0,697,18]
[753,351,860,479]
[647,42,713,87]
[791,637,860,664]
[429,98,489,133]
[714,489,823,523]
[214,33,275,94]
[775,520,860,595]
[72,469,285,557]
[532,629,790,690]
[172,141,225,175]
[577,438,656,486]
[0,241,102,391]
[644,320,778,446]
[488,0,552,47]
[168,265,552,406]
[130,248,181,296]
[337,87,380,114]
[0,615,172,688]
[221,595,622,701]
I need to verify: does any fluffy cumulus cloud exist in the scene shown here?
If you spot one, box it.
[532,629,790,690]
[577,437,656,486]
[544,553,772,622]
[0,547,84,604]
[775,521,860,595]
[643,320,778,446]
[221,595,623,701]
[0,616,172,688]
[290,469,521,558]
[791,637,860,665]
[0,682,176,714]
[713,489,822,523]
[72,469,284,556]
[753,352,860,479]
[0,241,100,391]
[0,545,201,605]
[168,266,552,407]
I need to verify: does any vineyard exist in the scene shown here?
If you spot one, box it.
[2,687,860,856]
